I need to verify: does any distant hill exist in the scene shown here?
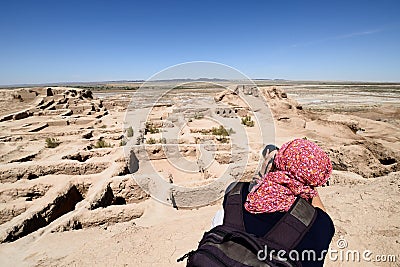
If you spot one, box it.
[2,78,400,89]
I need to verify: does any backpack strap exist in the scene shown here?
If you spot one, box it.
[223,182,317,251]
[222,182,247,231]
[262,196,317,251]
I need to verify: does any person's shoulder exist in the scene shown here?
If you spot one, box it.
[296,207,335,255]
[314,207,335,237]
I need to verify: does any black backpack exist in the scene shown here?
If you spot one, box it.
[177,182,317,267]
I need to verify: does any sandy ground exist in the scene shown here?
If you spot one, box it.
[0,84,399,266]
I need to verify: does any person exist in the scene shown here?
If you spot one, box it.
[212,138,335,267]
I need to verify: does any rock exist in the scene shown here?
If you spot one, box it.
[110,177,149,203]
[0,204,29,225]
[214,152,232,164]
[81,90,93,99]
[60,109,73,116]
[13,110,32,120]
[278,117,290,121]
[9,153,37,163]
[89,184,115,210]
[38,99,55,110]
[0,184,83,243]
[0,114,13,122]
[46,88,53,96]
[28,123,48,132]
[53,203,144,232]
[111,134,124,140]
[0,162,110,183]
[62,152,90,162]
[47,120,69,126]
[82,130,93,139]
[214,90,229,102]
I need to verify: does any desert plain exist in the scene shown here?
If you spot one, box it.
[0,81,399,266]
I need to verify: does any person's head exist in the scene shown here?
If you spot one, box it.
[244,138,332,213]
[274,138,332,187]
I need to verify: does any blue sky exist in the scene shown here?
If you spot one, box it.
[0,0,399,84]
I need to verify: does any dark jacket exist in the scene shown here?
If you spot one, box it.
[223,185,335,267]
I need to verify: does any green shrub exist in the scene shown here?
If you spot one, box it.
[145,122,160,134]
[194,112,204,119]
[120,139,127,146]
[45,137,61,148]
[146,137,157,144]
[126,126,134,137]
[211,125,229,137]
[241,115,255,127]
[94,139,112,148]
[211,126,231,143]
[200,129,212,135]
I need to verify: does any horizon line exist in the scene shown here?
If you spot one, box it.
[2,78,400,88]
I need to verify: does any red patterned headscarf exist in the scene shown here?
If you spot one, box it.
[244,139,332,213]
